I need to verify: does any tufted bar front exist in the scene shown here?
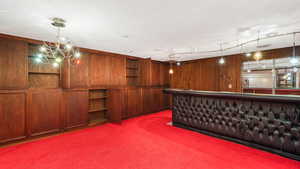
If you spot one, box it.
[164,89,300,161]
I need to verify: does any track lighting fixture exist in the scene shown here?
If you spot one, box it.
[218,44,225,65]
[290,33,299,65]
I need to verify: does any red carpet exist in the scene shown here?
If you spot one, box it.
[0,110,299,169]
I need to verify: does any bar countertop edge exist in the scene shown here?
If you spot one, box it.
[164,88,300,103]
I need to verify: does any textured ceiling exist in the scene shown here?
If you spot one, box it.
[1,0,300,61]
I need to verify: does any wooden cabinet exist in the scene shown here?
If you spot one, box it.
[108,88,125,123]
[124,88,142,118]
[141,88,154,114]
[0,91,26,143]
[27,89,62,136]
[0,37,28,89]
[63,90,88,129]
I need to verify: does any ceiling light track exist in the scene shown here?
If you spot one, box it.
[168,31,300,58]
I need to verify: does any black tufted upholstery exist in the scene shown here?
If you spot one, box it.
[167,90,300,160]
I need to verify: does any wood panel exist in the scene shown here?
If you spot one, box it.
[109,54,126,86]
[62,53,89,89]
[150,61,161,86]
[139,59,151,86]
[160,63,170,87]
[125,88,142,118]
[63,90,88,129]
[0,37,27,89]
[89,54,109,87]
[219,55,242,92]
[141,88,154,114]
[0,91,26,143]
[28,89,62,136]
[108,88,125,123]
[152,88,163,112]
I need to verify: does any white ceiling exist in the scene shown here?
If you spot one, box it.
[1,0,300,61]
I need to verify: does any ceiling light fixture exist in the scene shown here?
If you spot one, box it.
[169,63,174,74]
[254,31,263,61]
[37,17,81,67]
[290,33,299,65]
[218,43,225,65]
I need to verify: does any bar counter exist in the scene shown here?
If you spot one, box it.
[164,89,300,161]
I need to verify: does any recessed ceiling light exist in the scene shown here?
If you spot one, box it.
[121,35,129,38]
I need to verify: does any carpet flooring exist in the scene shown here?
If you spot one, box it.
[0,110,299,169]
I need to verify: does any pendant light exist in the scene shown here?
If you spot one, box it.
[169,62,174,74]
[253,31,263,61]
[218,43,225,65]
[290,33,299,65]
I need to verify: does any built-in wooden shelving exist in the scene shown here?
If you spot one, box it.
[88,89,108,126]
[126,58,140,86]
[28,44,61,88]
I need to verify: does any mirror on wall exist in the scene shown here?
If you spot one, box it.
[242,57,300,95]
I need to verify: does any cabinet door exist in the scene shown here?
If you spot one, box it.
[108,88,125,123]
[89,54,109,86]
[141,88,154,114]
[152,88,163,112]
[64,90,88,129]
[125,88,142,118]
[0,37,27,89]
[28,89,62,136]
[0,92,26,143]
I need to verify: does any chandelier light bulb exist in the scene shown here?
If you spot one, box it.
[290,57,299,65]
[74,52,81,58]
[52,62,59,67]
[55,57,62,63]
[37,53,43,58]
[35,58,42,63]
[169,68,174,74]
[219,57,225,64]
[76,60,80,65]
[65,44,72,50]
[40,46,47,52]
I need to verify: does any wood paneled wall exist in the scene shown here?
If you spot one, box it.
[170,46,298,92]
[0,34,170,145]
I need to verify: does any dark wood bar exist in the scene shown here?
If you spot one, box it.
[165,88,300,161]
